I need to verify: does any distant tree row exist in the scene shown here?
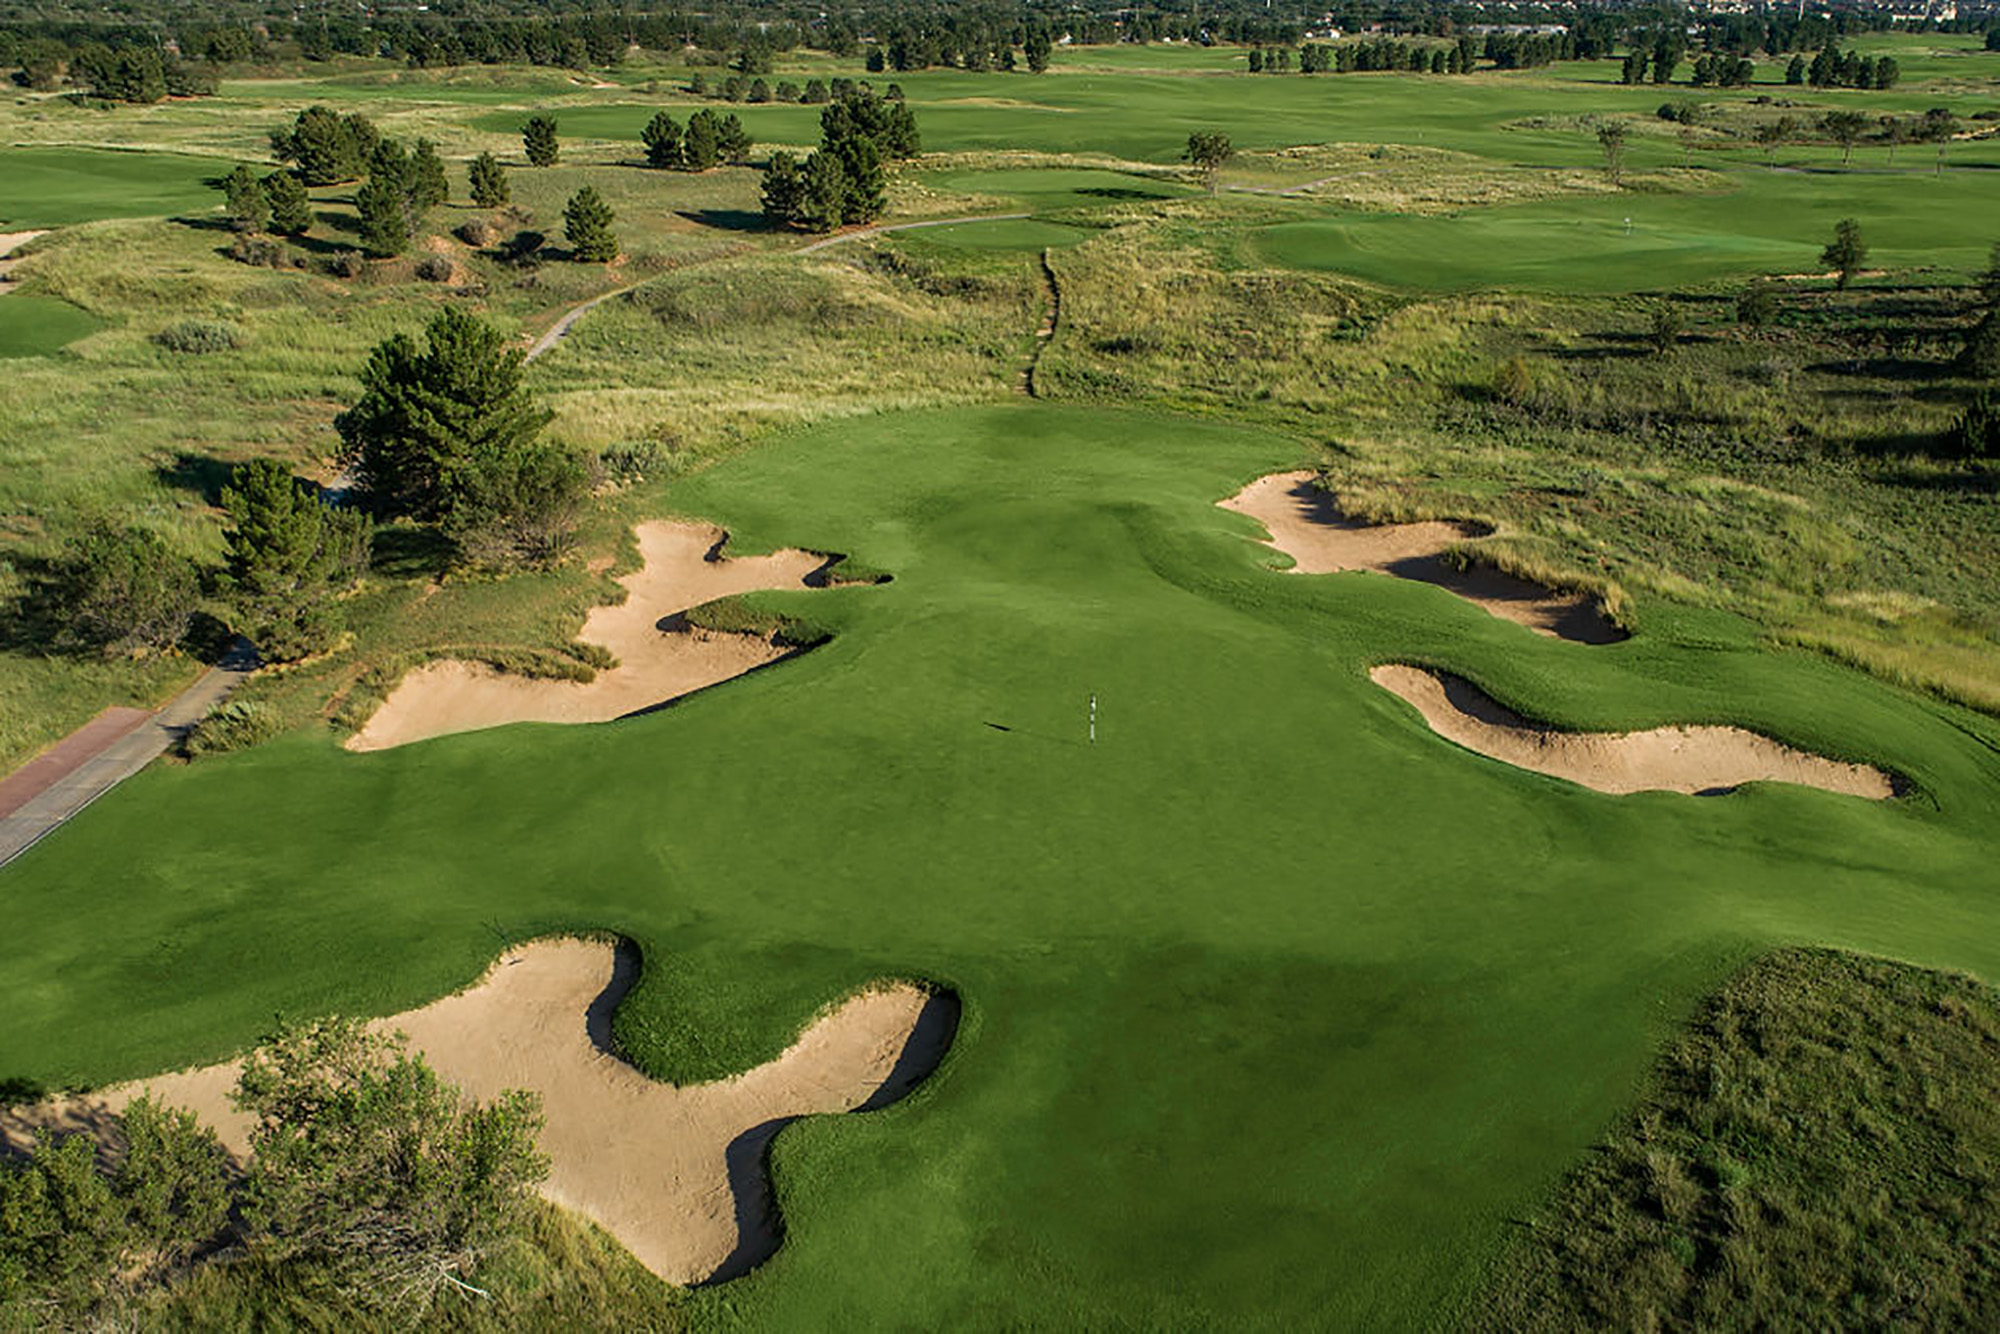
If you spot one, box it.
[640,108,753,170]
[1790,48,1901,90]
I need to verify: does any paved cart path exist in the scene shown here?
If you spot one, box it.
[0,642,256,871]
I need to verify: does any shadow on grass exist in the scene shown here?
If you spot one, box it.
[369,523,455,581]
[154,451,235,506]
[676,208,770,233]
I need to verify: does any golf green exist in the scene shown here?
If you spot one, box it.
[3,403,1996,1327]
[0,296,106,358]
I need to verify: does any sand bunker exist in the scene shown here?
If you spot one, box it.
[0,939,957,1286]
[1371,664,1897,799]
[1220,472,1625,645]
[0,230,47,289]
[350,520,841,751]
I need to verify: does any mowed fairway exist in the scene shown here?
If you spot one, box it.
[0,147,228,226]
[3,403,1999,1325]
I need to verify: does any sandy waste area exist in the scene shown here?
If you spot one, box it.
[1372,664,1897,799]
[349,520,834,751]
[0,230,48,289]
[1221,472,1625,644]
[0,939,955,1285]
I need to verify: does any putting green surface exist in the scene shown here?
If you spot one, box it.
[0,148,225,227]
[3,403,1998,1327]
[0,296,106,358]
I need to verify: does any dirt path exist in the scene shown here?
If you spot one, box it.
[1372,664,1898,799]
[0,641,258,871]
[792,212,1031,255]
[1020,247,1060,398]
[349,521,838,751]
[1220,472,1626,645]
[0,938,958,1285]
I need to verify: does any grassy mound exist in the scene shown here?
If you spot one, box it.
[1475,948,2000,1330]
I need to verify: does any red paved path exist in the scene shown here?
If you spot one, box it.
[0,707,152,819]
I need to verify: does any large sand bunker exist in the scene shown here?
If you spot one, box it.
[350,521,842,751]
[1371,664,1897,799]
[0,939,957,1286]
[1220,472,1625,645]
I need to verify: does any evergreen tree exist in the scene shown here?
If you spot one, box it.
[263,170,313,235]
[684,109,721,169]
[835,133,885,223]
[43,522,202,654]
[1786,54,1806,85]
[563,186,618,262]
[221,163,268,232]
[1821,110,1868,166]
[468,151,510,208]
[409,137,449,211]
[797,150,848,233]
[1597,122,1627,186]
[1183,130,1233,192]
[1820,217,1866,289]
[717,113,753,164]
[523,115,559,167]
[335,307,552,524]
[1950,387,2000,460]
[642,111,683,168]
[272,106,377,185]
[219,459,369,661]
[760,150,805,227]
[355,175,410,257]
[1958,309,2000,379]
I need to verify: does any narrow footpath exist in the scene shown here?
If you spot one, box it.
[1021,247,1060,398]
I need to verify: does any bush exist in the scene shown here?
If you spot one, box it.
[182,699,283,757]
[1736,283,1779,329]
[1947,387,2000,461]
[456,218,497,247]
[154,320,243,354]
[227,235,293,268]
[597,439,666,484]
[321,249,363,279]
[413,253,453,283]
[39,522,202,654]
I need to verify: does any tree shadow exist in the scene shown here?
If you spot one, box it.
[154,451,235,505]
[369,523,454,580]
[677,208,770,233]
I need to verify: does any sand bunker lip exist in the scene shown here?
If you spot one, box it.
[1220,472,1626,645]
[0,938,958,1287]
[1371,663,1899,800]
[348,520,875,752]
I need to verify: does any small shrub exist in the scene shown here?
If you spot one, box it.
[413,253,453,283]
[597,439,666,483]
[1493,355,1537,405]
[182,699,282,757]
[499,230,545,269]
[322,249,363,279]
[227,235,289,268]
[154,320,243,354]
[456,218,497,247]
[1736,284,1779,329]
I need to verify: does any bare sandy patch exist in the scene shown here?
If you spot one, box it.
[349,520,836,751]
[0,230,48,290]
[1371,664,1897,799]
[0,939,956,1286]
[1220,472,1625,645]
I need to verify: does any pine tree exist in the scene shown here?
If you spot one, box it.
[219,459,370,661]
[221,163,268,232]
[355,176,410,257]
[717,113,753,164]
[409,138,449,211]
[761,151,805,227]
[468,151,510,208]
[335,307,552,522]
[523,115,559,167]
[797,150,848,233]
[1820,217,1866,289]
[563,186,618,262]
[834,133,885,223]
[684,110,720,169]
[1024,26,1052,72]
[263,170,313,235]
[642,111,683,169]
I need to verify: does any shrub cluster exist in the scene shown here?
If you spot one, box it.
[153,320,243,354]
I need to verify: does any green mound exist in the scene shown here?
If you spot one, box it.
[1475,948,2000,1330]
[0,148,225,227]
[901,217,1094,251]
[0,296,106,358]
[2,403,1997,1327]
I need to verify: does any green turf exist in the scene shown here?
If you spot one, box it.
[1258,167,2000,291]
[2,402,1997,1327]
[897,217,1094,251]
[923,166,1193,212]
[0,148,229,227]
[0,296,107,358]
